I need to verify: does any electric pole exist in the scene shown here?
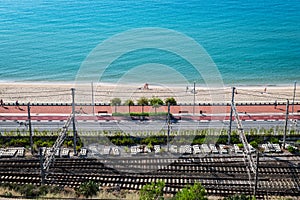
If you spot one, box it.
[228,87,236,144]
[71,88,77,155]
[27,102,33,155]
[91,81,95,116]
[283,99,289,149]
[167,102,171,152]
[193,81,196,115]
[292,81,297,115]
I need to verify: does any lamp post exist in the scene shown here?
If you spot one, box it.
[167,102,170,152]
[91,82,95,116]
[283,99,289,149]
[71,88,77,155]
[193,81,196,115]
[27,103,33,155]
[292,81,297,114]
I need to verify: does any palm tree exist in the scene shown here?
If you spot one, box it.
[125,99,134,113]
[137,97,149,113]
[110,98,121,113]
[165,97,177,105]
[149,97,164,113]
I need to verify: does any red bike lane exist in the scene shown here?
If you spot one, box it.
[0,104,299,121]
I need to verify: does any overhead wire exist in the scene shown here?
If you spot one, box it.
[237,91,289,101]
[2,89,70,95]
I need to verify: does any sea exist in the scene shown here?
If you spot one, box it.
[0,0,299,86]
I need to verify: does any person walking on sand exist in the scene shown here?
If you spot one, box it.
[143,83,149,90]
[0,99,3,107]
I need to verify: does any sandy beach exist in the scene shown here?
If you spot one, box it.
[0,82,298,104]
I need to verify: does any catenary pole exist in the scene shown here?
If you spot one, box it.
[193,81,196,115]
[167,102,171,152]
[27,102,33,155]
[71,88,77,155]
[228,87,236,144]
[91,81,95,116]
[292,81,297,115]
[283,99,289,149]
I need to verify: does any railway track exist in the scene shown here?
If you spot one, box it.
[0,155,299,198]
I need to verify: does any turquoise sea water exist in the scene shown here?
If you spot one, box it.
[0,0,299,85]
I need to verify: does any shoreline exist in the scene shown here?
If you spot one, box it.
[0,81,298,104]
[0,79,297,87]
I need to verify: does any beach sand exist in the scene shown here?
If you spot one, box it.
[0,82,298,104]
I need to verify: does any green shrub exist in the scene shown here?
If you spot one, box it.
[249,141,258,148]
[217,136,227,144]
[140,180,165,200]
[17,184,37,197]
[287,146,297,153]
[130,112,150,117]
[3,191,13,197]
[77,181,99,198]
[175,182,207,200]
[8,138,29,147]
[67,140,73,147]
[230,135,240,144]
[0,183,18,190]
[141,137,164,145]
[270,137,279,144]
[192,136,205,145]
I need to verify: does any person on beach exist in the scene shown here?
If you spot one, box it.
[143,83,149,90]
[0,99,3,107]
[274,100,277,109]
[261,87,267,94]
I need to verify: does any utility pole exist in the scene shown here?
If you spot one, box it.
[167,102,171,152]
[27,102,33,155]
[283,99,289,149]
[91,82,95,116]
[71,88,77,155]
[228,87,236,144]
[254,151,260,197]
[292,81,297,114]
[193,81,196,115]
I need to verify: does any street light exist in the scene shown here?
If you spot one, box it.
[292,81,297,114]
[193,81,196,115]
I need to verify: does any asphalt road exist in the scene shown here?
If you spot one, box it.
[1,118,298,133]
